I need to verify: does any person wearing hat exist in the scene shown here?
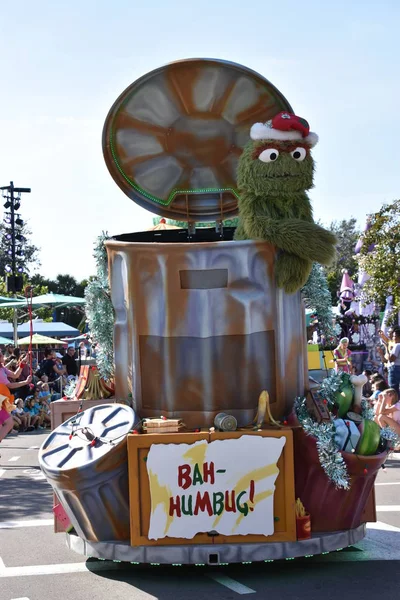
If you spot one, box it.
[41,348,65,382]
[234,111,336,293]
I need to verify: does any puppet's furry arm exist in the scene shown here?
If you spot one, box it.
[275,253,313,293]
[242,215,336,265]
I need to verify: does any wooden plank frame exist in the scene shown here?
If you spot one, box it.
[128,432,211,546]
[209,430,296,544]
[128,429,296,547]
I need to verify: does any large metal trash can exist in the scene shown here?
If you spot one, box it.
[39,403,135,542]
[102,58,307,428]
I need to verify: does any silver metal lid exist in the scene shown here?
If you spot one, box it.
[103,58,292,222]
[39,404,135,472]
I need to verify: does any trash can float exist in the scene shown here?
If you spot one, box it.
[39,58,394,565]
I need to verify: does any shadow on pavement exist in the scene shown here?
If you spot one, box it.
[85,557,400,599]
[0,471,53,520]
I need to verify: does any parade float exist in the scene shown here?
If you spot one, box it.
[39,59,398,565]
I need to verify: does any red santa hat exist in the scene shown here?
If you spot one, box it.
[250,112,319,147]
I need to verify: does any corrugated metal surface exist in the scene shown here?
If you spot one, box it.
[39,404,135,542]
[102,58,292,221]
[106,237,306,426]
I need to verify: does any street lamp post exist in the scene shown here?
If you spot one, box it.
[0,181,31,346]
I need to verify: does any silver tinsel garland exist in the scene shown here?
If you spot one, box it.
[84,233,115,381]
[294,396,350,490]
[380,426,400,448]
[319,369,345,408]
[296,371,400,489]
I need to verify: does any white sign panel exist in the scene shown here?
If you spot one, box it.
[146,435,286,540]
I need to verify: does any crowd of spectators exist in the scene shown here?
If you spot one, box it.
[0,344,80,445]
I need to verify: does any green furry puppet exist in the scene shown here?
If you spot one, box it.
[235,112,336,293]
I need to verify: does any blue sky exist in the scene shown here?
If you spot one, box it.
[0,0,399,280]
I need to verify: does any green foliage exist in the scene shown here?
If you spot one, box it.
[30,273,88,297]
[302,263,335,343]
[0,279,52,322]
[84,233,114,380]
[30,273,88,327]
[323,218,360,303]
[0,221,39,277]
[357,200,400,320]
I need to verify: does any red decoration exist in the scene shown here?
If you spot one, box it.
[161,415,167,420]
[24,285,34,377]
[132,429,138,435]
[363,468,368,475]
[271,112,310,138]
[283,420,288,426]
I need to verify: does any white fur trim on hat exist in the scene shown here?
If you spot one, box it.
[250,122,319,147]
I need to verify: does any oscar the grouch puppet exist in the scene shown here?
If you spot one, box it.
[235,112,336,293]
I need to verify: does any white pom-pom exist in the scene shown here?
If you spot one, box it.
[305,132,319,147]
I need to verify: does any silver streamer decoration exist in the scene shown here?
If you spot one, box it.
[361,397,375,421]
[296,372,399,489]
[294,396,350,490]
[380,426,400,449]
[320,370,346,409]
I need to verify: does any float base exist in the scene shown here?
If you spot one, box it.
[66,524,366,565]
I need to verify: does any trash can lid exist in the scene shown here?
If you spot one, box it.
[102,58,292,222]
[39,404,135,472]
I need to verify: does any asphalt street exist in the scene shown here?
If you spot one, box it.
[1,430,400,600]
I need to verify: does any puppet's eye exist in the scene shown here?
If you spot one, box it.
[291,147,307,161]
[258,149,279,163]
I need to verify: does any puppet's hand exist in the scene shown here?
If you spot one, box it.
[276,253,312,294]
[233,220,248,241]
[246,217,336,265]
[310,225,337,265]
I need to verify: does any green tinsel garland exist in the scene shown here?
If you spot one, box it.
[294,396,350,490]
[84,232,115,381]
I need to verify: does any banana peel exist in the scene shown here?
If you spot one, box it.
[82,367,112,400]
[253,390,281,429]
